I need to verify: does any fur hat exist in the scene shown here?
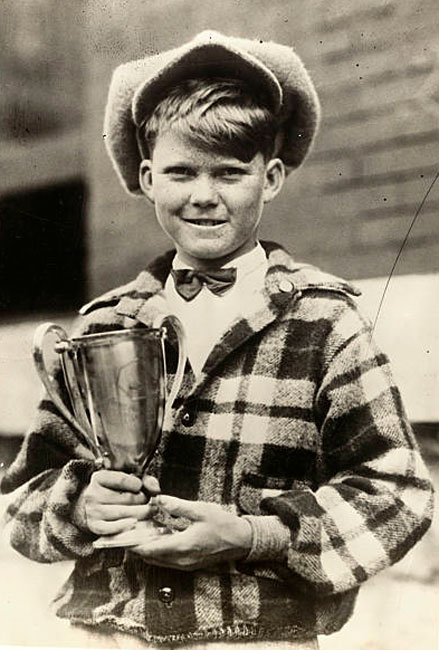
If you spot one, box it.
[104,30,321,196]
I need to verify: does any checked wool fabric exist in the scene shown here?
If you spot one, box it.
[2,242,433,645]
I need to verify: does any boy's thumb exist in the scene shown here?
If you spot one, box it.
[156,495,204,521]
[142,474,161,496]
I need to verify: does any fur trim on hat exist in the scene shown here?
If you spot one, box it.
[104,30,321,196]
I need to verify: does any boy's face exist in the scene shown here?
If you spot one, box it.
[139,131,284,269]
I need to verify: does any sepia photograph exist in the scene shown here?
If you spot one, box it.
[0,1,438,649]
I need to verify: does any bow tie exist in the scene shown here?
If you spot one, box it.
[171,268,237,301]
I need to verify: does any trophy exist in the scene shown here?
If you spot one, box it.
[32,315,186,547]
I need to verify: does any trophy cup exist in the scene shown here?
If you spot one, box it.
[32,315,186,547]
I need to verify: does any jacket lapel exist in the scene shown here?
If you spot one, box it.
[190,245,305,395]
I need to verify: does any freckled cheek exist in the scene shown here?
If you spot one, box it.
[229,196,264,222]
[155,189,189,215]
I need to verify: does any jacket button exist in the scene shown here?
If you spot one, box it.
[158,586,174,604]
[181,408,195,427]
[279,279,294,293]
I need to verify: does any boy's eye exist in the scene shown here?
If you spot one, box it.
[165,167,195,178]
[218,168,246,179]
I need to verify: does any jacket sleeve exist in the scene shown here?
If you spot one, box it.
[1,364,98,563]
[243,299,434,596]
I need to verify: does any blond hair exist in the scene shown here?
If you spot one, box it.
[138,78,277,162]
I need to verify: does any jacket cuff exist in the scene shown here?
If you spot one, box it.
[242,515,291,563]
[71,488,91,533]
[51,460,97,546]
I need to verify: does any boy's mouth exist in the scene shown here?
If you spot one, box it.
[184,219,225,227]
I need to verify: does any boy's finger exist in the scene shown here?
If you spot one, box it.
[94,470,143,493]
[93,521,168,549]
[142,474,161,496]
[91,517,137,537]
[156,495,205,521]
[97,503,157,522]
[99,487,147,506]
[134,529,188,556]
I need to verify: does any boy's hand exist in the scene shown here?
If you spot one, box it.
[131,495,253,570]
[78,469,154,536]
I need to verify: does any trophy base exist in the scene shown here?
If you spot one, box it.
[93,520,171,549]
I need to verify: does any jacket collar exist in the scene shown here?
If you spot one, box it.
[79,242,360,394]
[80,242,359,317]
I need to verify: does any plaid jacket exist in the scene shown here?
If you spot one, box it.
[2,242,433,645]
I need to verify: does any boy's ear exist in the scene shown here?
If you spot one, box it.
[263,158,285,204]
[139,160,155,203]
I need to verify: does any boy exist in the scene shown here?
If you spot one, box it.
[2,30,434,650]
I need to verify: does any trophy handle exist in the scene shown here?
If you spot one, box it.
[32,322,100,458]
[153,314,187,416]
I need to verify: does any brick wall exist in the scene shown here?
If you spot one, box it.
[82,0,439,296]
[303,0,439,279]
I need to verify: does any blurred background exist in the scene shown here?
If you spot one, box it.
[0,1,438,649]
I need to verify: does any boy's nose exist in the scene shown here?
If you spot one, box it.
[189,176,219,207]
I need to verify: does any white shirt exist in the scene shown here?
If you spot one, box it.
[165,244,267,377]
